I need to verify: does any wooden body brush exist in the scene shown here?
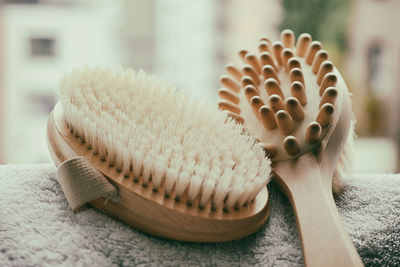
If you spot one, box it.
[218,30,362,266]
[47,66,272,242]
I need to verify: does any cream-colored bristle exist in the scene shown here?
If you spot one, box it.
[250,96,265,119]
[311,50,328,74]
[289,68,305,86]
[61,66,271,211]
[260,143,277,158]
[218,88,240,105]
[319,73,337,96]
[259,105,277,130]
[218,99,241,114]
[226,64,243,82]
[276,110,293,135]
[244,85,259,102]
[290,81,307,105]
[287,58,301,72]
[259,41,271,53]
[245,53,262,75]
[243,65,260,85]
[283,136,300,155]
[264,78,284,98]
[316,61,334,85]
[305,122,321,144]
[260,52,277,71]
[272,41,284,66]
[269,94,286,113]
[220,75,241,93]
[241,76,256,89]
[319,87,338,107]
[262,65,280,84]
[286,97,304,121]
[281,29,295,49]
[305,41,322,65]
[316,103,335,127]
[281,48,295,72]
[295,33,312,57]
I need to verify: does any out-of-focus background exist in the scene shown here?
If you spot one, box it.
[0,0,398,173]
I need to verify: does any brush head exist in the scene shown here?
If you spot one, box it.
[218,30,352,162]
[57,66,271,212]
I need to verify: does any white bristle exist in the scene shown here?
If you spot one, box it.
[60,66,271,210]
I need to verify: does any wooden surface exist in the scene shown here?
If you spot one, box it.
[46,104,271,242]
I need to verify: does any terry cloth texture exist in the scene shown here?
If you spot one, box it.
[0,164,399,266]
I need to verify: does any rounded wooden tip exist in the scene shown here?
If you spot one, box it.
[276,110,293,135]
[241,75,256,88]
[287,57,301,72]
[262,65,280,84]
[244,85,259,102]
[316,60,334,85]
[259,40,271,53]
[223,110,244,124]
[319,73,337,96]
[250,96,265,119]
[320,87,338,107]
[264,78,284,99]
[239,49,248,60]
[259,105,277,131]
[311,50,328,74]
[269,94,286,113]
[272,41,284,66]
[220,75,241,93]
[305,122,321,144]
[305,41,322,65]
[281,29,295,49]
[283,136,300,156]
[289,68,305,86]
[260,143,277,158]
[290,81,307,105]
[281,48,295,72]
[259,36,271,43]
[295,33,312,57]
[242,65,260,85]
[218,99,241,114]
[260,52,277,71]
[316,103,335,127]
[245,53,262,75]
[226,64,243,82]
[286,97,305,121]
[218,88,240,104]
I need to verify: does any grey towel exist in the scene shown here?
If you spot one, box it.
[0,164,399,266]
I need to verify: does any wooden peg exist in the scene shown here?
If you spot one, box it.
[264,78,284,99]
[272,42,284,66]
[245,53,262,75]
[305,122,321,144]
[316,61,334,85]
[250,96,265,119]
[241,76,256,89]
[311,50,328,74]
[296,33,312,57]
[281,48,295,72]
[218,88,240,105]
[281,29,295,49]
[244,85,259,102]
[260,52,277,71]
[305,41,322,65]
[286,97,304,121]
[262,65,280,84]
[260,143,277,158]
[242,65,260,85]
[269,94,286,113]
[289,68,305,86]
[290,81,307,105]
[220,75,241,93]
[319,73,337,96]
[238,49,248,61]
[259,105,277,130]
[283,136,300,155]
[316,103,335,127]
[320,87,338,107]
[259,41,271,53]
[259,36,271,43]
[218,99,241,114]
[287,57,301,72]
[226,64,243,82]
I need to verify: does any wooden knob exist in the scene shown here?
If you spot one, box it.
[295,33,312,57]
[259,105,277,130]
[305,41,322,65]
[283,136,300,155]
[276,110,294,135]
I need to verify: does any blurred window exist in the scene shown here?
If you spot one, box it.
[30,38,55,57]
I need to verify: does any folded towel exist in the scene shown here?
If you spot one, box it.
[0,164,399,266]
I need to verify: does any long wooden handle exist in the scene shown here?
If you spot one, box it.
[274,156,363,267]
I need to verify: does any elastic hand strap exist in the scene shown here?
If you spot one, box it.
[57,156,120,212]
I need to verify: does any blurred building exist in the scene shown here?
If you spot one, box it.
[0,0,122,163]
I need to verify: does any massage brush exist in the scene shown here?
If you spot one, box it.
[46,66,271,242]
[217,30,362,266]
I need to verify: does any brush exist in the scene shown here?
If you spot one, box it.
[218,30,362,266]
[46,66,272,242]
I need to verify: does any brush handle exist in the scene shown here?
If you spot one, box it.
[274,154,363,267]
